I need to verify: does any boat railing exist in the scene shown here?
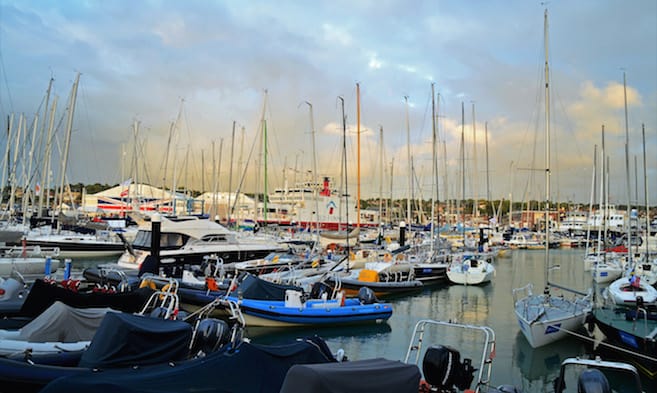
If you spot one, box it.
[326,271,343,298]
[512,283,534,303]
[2,245,61,258]
[554,356,643,393]
[404,319,496,392]
[138,277,179,319]
[97,267,130,292]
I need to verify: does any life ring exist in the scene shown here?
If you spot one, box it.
[139,279,157,290]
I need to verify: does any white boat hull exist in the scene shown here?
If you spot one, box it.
[446,259,494,285]
[515,294,591,348]
[0,258,60,276]
[607,277,657,306]
[592,263,623,284]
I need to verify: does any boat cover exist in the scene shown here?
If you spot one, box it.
[238,272,303,300]
[18,279,154,317]
[42,336,337,393]
[77,312,193,369]
[18,301,116,342]
[280,358,421,393]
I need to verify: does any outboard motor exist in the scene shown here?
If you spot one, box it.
[193,318,231,354]
[423,345,476,391]
[577,369,610,393]
[358,286,379,305]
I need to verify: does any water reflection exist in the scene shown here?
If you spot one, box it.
[444,283,491,325]
[513,331,587,392]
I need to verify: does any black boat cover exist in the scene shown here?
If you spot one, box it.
[78,312,192,369]
[17,279,154,317]
[238,272,303,300]
[280,358,421,393]
[42,337,337,393]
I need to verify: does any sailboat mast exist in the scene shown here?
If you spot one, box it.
[431,83,437,253]
[37,77,54,218]
[39,95,57,218]
[304,101,320,245]
[263,119,268,225]
[339,96,349,246]
[405,96,411,225]
[56,72,80,222]
[357,83,361,228]
[623,72,632,266]
[228,121,236,224]
[378,126,383,226]
[543,8,552,285]
[642,124,649,260]
[460,101,465,241]
[472,102,478,218]
[485,122,492,219]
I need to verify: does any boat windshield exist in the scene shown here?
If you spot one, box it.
[132,231,188,250]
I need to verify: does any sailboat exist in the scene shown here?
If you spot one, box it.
[446,102,495,286]
[604,79,657,306]
[513,9,592,349]
[590,124,657,378]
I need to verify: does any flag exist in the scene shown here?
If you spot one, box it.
[35,182,41,196]
[119,178,132,197]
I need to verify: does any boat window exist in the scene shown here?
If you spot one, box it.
[132,231,151,248]
[200,234,227,242]
[160,233,186,248]
[131,231,187,249]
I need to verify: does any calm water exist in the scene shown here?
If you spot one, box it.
[72,249,653,392]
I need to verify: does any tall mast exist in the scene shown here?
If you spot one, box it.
[485,122,492,219]
[389,158,394,223]
[431,83,437,253]
[228,121,236,224]
[263,119,268,225]
[378,125,384,226]
[39,96,58,218]
[339,96,349,242]
[460,102,465,241]
[304,101,320,246]
[623,71,632,266]
[472,102,478,218]
[642,124,649,257]
[356,83,361,228]
[211,141,217,219]
[543,9,552,286]
[405,96,411,225]
[56,72,80,222]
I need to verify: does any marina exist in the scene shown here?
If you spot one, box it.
[0,2,655,391]
[8,246,648,392]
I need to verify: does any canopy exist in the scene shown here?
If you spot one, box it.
[238,272,303,300]
[19,279,154,318]
[42,336,337,393]
[19,301,116,342]
[280,358,421,393]
[78,312,193,369]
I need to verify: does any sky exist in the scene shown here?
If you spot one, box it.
[0,0,656,206]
